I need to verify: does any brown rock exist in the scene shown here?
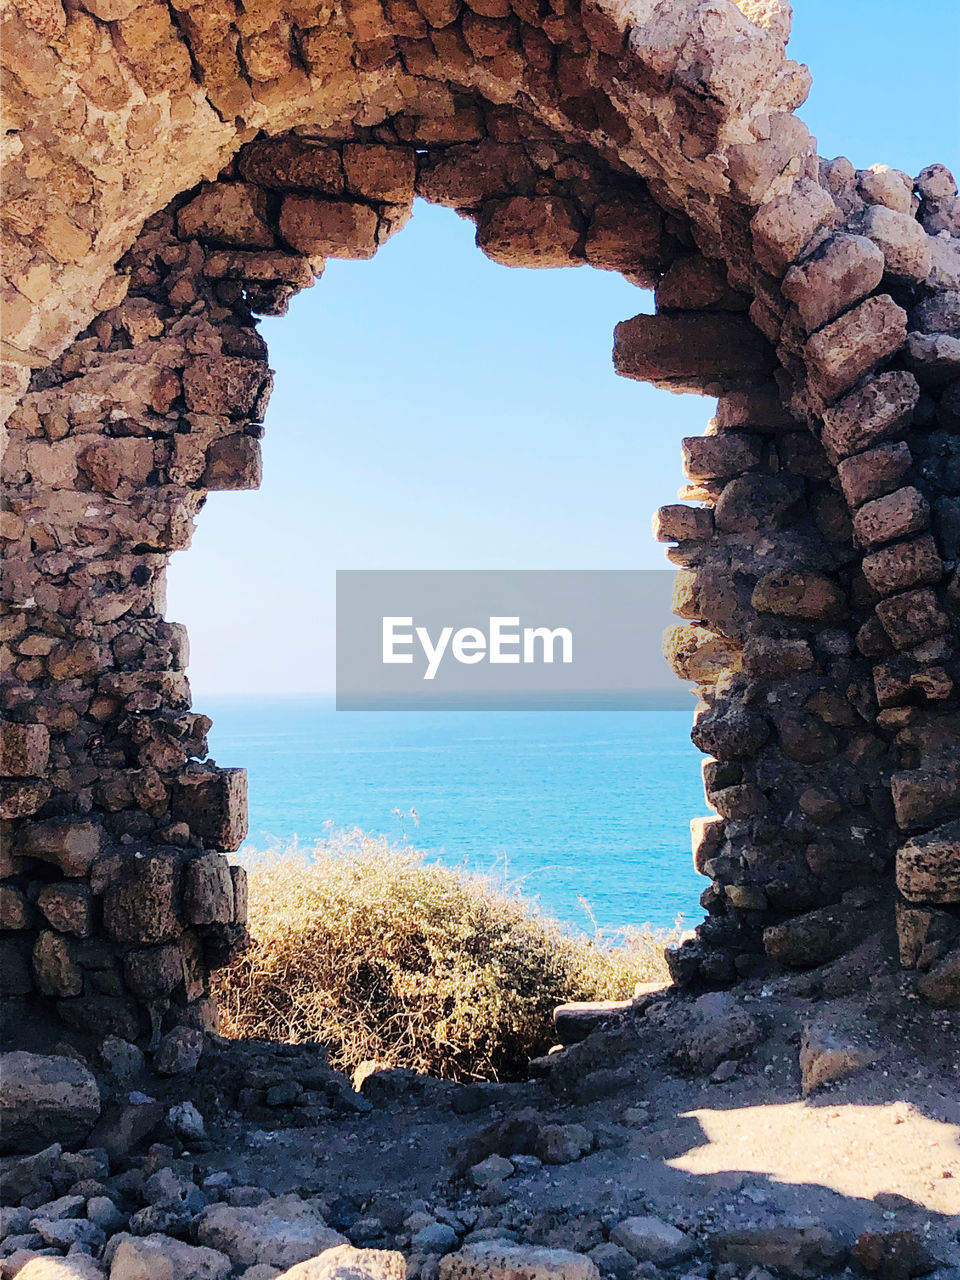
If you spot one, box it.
[279,197,379,258]
[875,586,949,649]
[859,205,932,281]
[183,852,235,924]
[764,903,871,968]
[615,315,775,391]
[820,370,919,461]
[585,195,669,277]
[476,196,581,268]
[680,433,763,480]
[862,536,941,596]
[710,1225,846,1278]
[850,1229,937,1280]
[16,820,101,877]
[799,1013,878,1096]
[0,722,49,777]
[172,767,248,851]
[896,820,960,903]
[36,884,93,937]
[103,853,181,945]
[343,145,415,203]
[655,255,746,311]
[750,179,840,275]
[202,434,263,491]
[33,930,82,997]
[183,356,267,417]
[891,760,960,830]
[122,944,185,999]
[838,441,912,507]
[917,948,960,1007]
[853,487,929,548]
[238,138,344,192]
[805,295,908,403]
[782,233,884,332]
[652,504,713,542]
[752,570,845,621]
[177,184,274,249]
[276,1244,405,1280]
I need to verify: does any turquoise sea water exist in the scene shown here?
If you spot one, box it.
[203,698,706,933]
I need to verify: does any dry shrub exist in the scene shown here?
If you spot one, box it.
[212,830,677,1082]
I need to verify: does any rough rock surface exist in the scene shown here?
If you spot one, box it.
[0,1054,100,1155]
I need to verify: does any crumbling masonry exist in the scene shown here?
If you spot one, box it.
[1,0,959,1048]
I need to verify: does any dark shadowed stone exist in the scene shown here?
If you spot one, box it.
[763,903,872,969]
[0,1053,100,1155]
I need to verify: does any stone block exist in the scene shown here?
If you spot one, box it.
[714,474,801,533]
[36,884,94,937]
[861,536,942,596]
[853,486,929,548]
[680,433,763,480]
[103,853,181,945]
[183,852,235,924]
[918,947,960,1006]
[0,1052,100,1155]
[343,144,415,203]
[859,204,932,281]
[820,370,919,461]
[652,504,713,542]
[122,944,185,999]
[230,865,248,925]
[16,820,101,877]
[615,314,775,391]
[691,702,769,761]
[0,780,52,820]
[476,196,581,268]
[875,586,949,649]
[750,179,839,275]
[439,1243,599,1280]
[662,625,741,683]
[202,434,262,491]
[763,903,871,968]
[0,723,49,777]
[804,294,908,403]
[892,760,960,830]
[0,884,30,930]
[32,931,82,997]
[691,816,725,875]
[781,233,884,332]
[176,183,274,249]
[837,441,911,507]
[172,767,248,851]
[655,255,747,311]
[903,332,960,386]
[110,1235,231,1280]
[752,570,845,621]
[279,197,379,258]
[183,356,267,418]
[896,820,960,903]
[238,138,344,192]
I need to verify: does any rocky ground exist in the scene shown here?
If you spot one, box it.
[2,937,959,1280]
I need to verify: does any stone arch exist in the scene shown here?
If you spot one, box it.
[2,0,960,1045]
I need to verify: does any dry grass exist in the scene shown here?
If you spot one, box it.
[212,830,677,1082]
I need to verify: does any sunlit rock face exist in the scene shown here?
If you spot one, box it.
[1,0,958,1040]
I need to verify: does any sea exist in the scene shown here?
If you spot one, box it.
[202,697,706,934]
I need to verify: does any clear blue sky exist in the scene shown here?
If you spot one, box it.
[168,0,959,695]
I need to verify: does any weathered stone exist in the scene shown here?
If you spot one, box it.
[663,625,741,683]
[0,723,49,777]
[475,197,581,269]
[652,504,713,542]
[838,441,912,507]
[177,184,274,249]
[238,139,344,193]
[862,536,942,595]
[875,586,949,649]
[123,944,184,998]
[197,1197,347,1270]
[763,903,870,968]
[343,145,415,203]
[33,931,82,997]
[277,1245,406,1280]
[917,947,960,1007]
[655,255,745,311]
[804,295,908,403]
[782,233,884,332]
[0,1052,100,1155]
[691,702,769,760]
[859,205,932,281]
[821,371,919,461]
[155,1026,203,1075]
[850,1229,937,1280]
[853,487,929,548]
[279,198,379,259]
[103,854,180,945]
[752,570,845,621]
[710,1225,847,1278]
[439,1242,599,1280]
[110,1233,232,1280]
[615,315,774,391]
[183,357,266,418]
[714,474,800,533]
[750,179,839,275]
[16,820,101,877]
[671,991,762,1074]
[680,433,763,480]
[172,769,248,851]
[36,884,93,937]
[86,1097,162,1159]
[799,1013,878,1096]
[610,1217,695,1267]
[896,821,960,903]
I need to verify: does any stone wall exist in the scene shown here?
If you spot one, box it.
[2,0,959,1049]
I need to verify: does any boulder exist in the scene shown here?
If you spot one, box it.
[438,1242,599,1280]
[799,1014,879,1096]
[110,1232,232,1280]
[197,1196,347,1270]
[709,1224,847,1277]
[850,1229,937,1280]
[0,1053,100,1155]
[276,1245,406,1280]
[670,992,762,1074]
[16,1257,107,1279]
[610,1216,696,1266]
